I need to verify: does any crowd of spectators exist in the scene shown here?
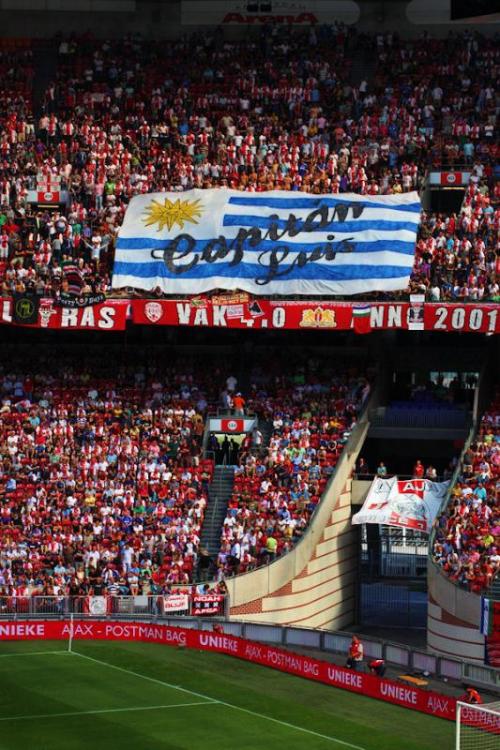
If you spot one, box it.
[411,183,499,301]
[217,363,370,576]
[432,395,500,593]
[0,348,372,599]
[0,29,496,302]
[0,350,220,602]
[355,457,446,481]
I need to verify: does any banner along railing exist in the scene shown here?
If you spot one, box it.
[0,603,498,693]
[0,593,228,619]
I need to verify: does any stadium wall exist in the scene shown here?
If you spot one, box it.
[427,565,485,663]
[225,415,371,629]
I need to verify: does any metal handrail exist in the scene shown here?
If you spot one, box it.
[0,593,227,619]
[353,473,446,482]
[2,291,499,305]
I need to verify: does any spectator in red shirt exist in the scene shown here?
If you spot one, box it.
[413,460,425,479]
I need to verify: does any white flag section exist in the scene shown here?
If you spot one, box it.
[87,596,107,615]
[163,594,189,613]
[112,189,421,296]
[352,477,449,533]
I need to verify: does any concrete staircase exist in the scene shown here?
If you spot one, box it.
[223,411,374,629]
[199,466,235,557]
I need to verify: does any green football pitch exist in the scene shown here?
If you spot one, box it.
[0,639,454,750]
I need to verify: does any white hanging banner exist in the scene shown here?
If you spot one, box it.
[352,477,449,533]
[112,189,420,297]
[163,594,190,613]
[87,596,107,616]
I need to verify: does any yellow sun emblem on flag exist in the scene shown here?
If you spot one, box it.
[142,197,203,232]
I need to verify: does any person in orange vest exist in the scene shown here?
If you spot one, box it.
[232,392,245,416]
[460,687,482,704]
[346,636,364,670]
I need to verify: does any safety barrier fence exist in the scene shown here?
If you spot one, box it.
[1,600,498,692]
[0,594,228,619]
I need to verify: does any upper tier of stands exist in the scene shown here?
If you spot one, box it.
[0,30,496,302]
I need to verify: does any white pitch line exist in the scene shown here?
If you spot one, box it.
[72,650,366,750]
[0,651,69,658]
[73,651,219,703]
[215,701,366,750]
[0,701,214,722]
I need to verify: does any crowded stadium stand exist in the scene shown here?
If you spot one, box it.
[217,364,369,575]
[0,342,373,599]
[432,393,500,593]
[0,351,221,600]
[0,29,496,303]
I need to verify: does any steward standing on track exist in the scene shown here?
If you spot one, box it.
[346,636,364,670]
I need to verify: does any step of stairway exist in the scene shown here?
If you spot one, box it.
[199,466,235,566]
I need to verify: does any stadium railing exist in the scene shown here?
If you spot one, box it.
[0,594,228,619]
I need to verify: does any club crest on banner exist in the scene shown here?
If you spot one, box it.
[88,596,107,616]
[13,293,39,325]
[299,307,337,328]
[144,302,163,323]
[220,418,245,432]
[39,300,57,328]
[15,297,36,321]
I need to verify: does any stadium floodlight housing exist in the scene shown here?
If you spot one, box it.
[456,700,500,750]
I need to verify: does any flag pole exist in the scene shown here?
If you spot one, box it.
[68,612,74,653]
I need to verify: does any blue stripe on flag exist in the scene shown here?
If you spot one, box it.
[221,215,418,233]
[227,196,422,213]
[115,238,415,256]
[112,260,411,281]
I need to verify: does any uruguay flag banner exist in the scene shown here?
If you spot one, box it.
[112,189,421,296]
